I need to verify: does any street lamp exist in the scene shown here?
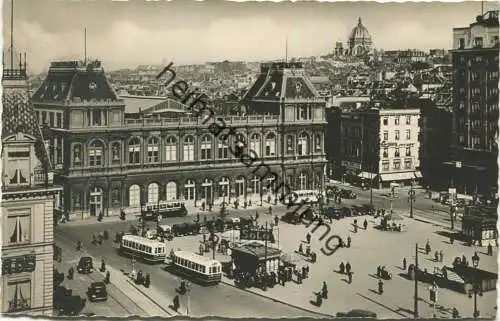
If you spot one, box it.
[469,252,482,318]
[409,178,415,218]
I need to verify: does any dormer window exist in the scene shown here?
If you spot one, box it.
[473,37,483,48]
[5,148,30,186]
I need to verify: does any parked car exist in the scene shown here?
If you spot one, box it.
[340,189,357,199]
[87,282,108,302]
[336,309,377,318]
[77,256,94,274]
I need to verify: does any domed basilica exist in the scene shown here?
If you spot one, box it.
[334,17,373,57]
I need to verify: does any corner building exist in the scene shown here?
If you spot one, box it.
[449,10,499,197]
[1,57,62,315]
[31,61,327,218]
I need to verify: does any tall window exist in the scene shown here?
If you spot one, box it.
[183,136,194,161]
[218,139,229,159]
[148,183,159,203]
[251,176,261,194]
[383,131,388,141]
[393,159,401,170]
[383,118,388,125]
[299,172,307,190]
[166,182,177,200]
[286,135,294,154]
[71,143,81,165]
[128,138,141,164]
[404,158,412,169]
[395,130,400,140]
[88,140,104,166]
[265,133,276,156]
[382,161,390,171]
[394,117,400,125]
[383,148,388,158]
[406,146,411,156]
[165,136,177,161]
[395,148,400,157]
[7,211,31,245]
[249,133,261,157]
[219,177,230,197]
[6,280,31,312]
[111,142,121,164]
[184,180,195,201]
[314,134,322,152]
[406,116,411,125]
[111,188,120,206]
[297,133,309,156]
[201,135,212,160]
[147,137,160,163]
[129,184,141,206]
[406,129,411,140]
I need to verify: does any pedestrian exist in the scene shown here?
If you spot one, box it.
[255,211,259,220]
[346,262,351,274]
[298,243,303,254]
[403,257,407,270]
[439,250,444,263]
[347,271,353,284]
[376,265,381,277]
[452,307,459,318]
[275,215,279,226]
[434,251,439,262]
[363,219,368,230]
[305,245,311,257]
[297,270,302,284]
[340,262,345,274]
[172,295,180,312]
[426,240,431,255]
[306,233,311,244]
[347,235,351,248]
[378,279,384,294]
[450,235,454,244]
[488,243,493,256]
[321,281,328,299]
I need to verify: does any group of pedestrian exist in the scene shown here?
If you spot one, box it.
[434,250,444,263]
[338,261,353,283]
[314,282,329,306]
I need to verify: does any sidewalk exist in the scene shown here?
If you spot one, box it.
[56,233,180,317]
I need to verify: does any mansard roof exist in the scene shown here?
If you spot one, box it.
[242,62,320,103]
[2,81,51,170]
[31,60,120,104]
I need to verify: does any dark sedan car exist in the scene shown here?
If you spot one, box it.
[336,309,377,318]
[77,256,94,274]
[87,282,108,302]
[340,189,357,199]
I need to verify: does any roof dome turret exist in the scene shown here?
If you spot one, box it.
[350,17,371,42]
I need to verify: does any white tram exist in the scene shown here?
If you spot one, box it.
[168,251,222,285]
[119,235,167,263]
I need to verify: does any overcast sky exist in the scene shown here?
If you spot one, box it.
[2,0,499,73]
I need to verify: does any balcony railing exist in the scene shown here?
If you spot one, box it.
[33,168,54,186]
[123,115,280,128]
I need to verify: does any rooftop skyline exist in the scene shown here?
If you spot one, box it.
[3,0,499,73]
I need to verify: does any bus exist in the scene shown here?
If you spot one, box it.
[283,190,323,205]
[167,251,222,285]
[119,235,167,263]
[141,200,188,221]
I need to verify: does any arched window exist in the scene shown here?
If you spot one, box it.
[166,182,177,200]
[286,135,294,154]
[297,133,309,156]
[265,133,276,157]
[219,177,230,197]
[314,134,322,152]
[129,184,141,206]
[184,180,195,201]
[165,136,177,161]
[249,133,261,157]
[72,143,82,165]
[88,140,104,166]
[217,138,229,159]
[111,188,121,206]
[111,142,121,164]
[147,137,159,163]
[183,136,194,161]
[128,138,141,164]
[148,183,159,203]
[299,172,308,190]
[200,135,212,160]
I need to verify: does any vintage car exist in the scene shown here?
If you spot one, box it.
[281,205,314,224]
[87,282,108,302]
[77,256,94,274]
[340,189,357,199]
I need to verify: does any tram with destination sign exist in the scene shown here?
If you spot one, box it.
[119,235,167,263]
[166,250,222,285]
[141,200,188,221]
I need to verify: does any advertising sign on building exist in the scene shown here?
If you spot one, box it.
[240,227,275,243]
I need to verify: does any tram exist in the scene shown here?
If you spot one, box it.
[167,251,222,285]
[141,200,188,221]
[119,235,167,263]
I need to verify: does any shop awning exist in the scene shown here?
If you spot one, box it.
[358,172,377,179]
[380,172,421,182]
